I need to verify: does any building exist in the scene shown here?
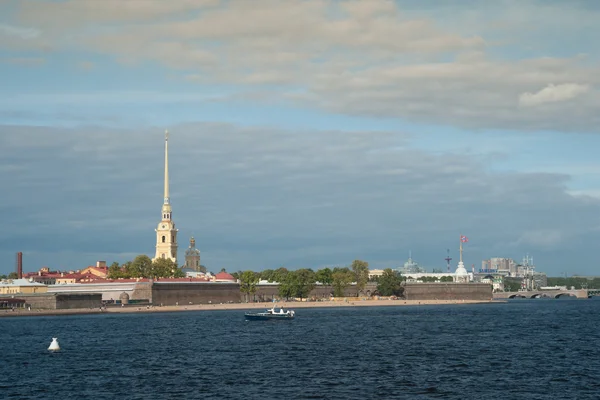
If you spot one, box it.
[184,237,201,271]
[153,130,179,264]
[215,272,237,282]
[0,278,48,294]
[80,261,109,279]
[399,252,426,274]
[481,258,518,275]
[368,269,385,279]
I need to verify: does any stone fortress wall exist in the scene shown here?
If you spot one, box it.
[404,283,492,301]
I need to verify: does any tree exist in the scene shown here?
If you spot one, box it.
[260,269,275,282]
[294,269,316,300]
[351,260,369,292]
[272,267,289,283]
[377,268,404,297]
[107,262,122,279]
[332,269,353,297]
[120,261,133,278]
[231,271,240,280]
[152,258,179,278]
[7,272,19,279]
[278,269,317,300]
[278,273,295,299]
[239,270,259,302]
[128,255,153,278]
[315,268,333,285]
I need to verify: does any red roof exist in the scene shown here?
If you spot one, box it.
[215,272,236,281]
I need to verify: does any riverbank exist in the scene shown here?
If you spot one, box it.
[0,298,498,318]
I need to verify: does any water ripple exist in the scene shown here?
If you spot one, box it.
[1,299,600,399]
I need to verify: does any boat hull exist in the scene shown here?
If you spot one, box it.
[244,313,294,321]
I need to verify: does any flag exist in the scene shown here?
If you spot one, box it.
[460,235,469,243]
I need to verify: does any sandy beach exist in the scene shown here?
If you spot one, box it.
[0,298,497,318]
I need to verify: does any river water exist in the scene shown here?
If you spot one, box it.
[1,299,599,399]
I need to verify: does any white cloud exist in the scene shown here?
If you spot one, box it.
[519,83,590,107]
[3,1,600,132]
[0,23,39,39]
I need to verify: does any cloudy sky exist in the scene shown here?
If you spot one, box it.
[2,0,600,276]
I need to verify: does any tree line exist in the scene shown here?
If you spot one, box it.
[547,277,600,290]
[106,255,185,279]
[234,260,406,301]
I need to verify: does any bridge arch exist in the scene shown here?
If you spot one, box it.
[509,294,527,299]
[555,292,575,299]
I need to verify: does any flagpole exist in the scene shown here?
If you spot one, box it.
[459,234,463,263]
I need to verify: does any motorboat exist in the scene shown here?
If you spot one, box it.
[245,305,295,320]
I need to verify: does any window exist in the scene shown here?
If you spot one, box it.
[162,236,166,243]
[162,253,166,259]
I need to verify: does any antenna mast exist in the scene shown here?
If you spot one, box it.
[444,249,452,273]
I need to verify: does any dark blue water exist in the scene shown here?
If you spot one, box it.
[2,299,600,399]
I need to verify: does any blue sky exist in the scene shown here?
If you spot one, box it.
[1,0,600,276]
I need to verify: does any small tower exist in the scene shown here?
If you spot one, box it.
[454,235,469,283]
[185,237,201,271]
[153,130,178,263]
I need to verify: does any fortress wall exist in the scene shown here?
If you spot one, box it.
[404,283,492,301]
[151,282,241,305]
[1,293,103,309]
[55,293,103,309]
[252,283,374,301]
[131,282,153,302]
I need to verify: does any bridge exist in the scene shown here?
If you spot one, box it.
[493,289,590,299]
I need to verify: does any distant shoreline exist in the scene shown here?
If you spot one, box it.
[0,299,498,318]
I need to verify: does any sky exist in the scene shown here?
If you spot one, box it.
[1,0,600,277]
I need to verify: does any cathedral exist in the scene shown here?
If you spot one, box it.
[153,130,179,264]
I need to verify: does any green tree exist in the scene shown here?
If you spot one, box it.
[231,271,240,280]
[278,269,316,300]
[272,267,289,283]
[377,268,404,297]
[128,255,153,278]
[120,261,133,278]
[315,268,333,285]
[293,269,316,300]
[332,269,353,297]
[152,258,179,278]
[7,272,19,279]
[260,269,275,282]
[278,273,295,299]
[351,260,369,291]
[503,277,522,292]
[107,262,122,279]
[239,270,259,302]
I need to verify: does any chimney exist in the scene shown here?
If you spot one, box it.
[97,261,107,268]
[16,252,23,279]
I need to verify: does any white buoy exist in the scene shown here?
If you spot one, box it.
[48,338,60,351]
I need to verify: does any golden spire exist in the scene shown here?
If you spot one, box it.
[164,129,170,205]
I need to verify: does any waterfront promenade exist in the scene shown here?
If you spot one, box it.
[0,298,495,318]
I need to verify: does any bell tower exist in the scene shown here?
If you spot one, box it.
[154,130,178,264]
